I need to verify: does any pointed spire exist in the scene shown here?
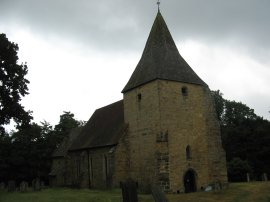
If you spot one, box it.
[122,11,206,93]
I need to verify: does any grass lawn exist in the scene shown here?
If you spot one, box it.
[0,182,270,202]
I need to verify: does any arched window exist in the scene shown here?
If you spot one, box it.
[186,145,191,160]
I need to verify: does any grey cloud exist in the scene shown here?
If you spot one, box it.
[0,0,151,51]
[1,0,270,58]
[1,0,270,122]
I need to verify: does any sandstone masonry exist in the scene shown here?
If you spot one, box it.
[50,10,227,193]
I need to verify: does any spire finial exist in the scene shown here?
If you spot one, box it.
[157,0,160,11]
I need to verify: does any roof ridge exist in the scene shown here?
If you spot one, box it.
[95,100,123,111]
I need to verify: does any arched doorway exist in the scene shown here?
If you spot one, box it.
[184,169,197,193]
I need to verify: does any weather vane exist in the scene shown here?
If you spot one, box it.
[157,0,160,11]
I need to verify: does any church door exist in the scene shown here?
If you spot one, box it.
[184,169,197,193]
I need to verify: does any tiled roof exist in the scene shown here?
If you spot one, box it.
[69,100,125,151]
[122,11,206,93]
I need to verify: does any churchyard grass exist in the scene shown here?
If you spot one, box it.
[0,188,124,202]
[0,182,270,202]
[167,182,270,202]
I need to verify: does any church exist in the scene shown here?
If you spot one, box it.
[50,10,228,193]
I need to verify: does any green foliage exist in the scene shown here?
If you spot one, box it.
[0,111,82,183]
[223,101,257,126]
[227,158,252,182]
[211,90,225,122]
[54,112,80,133]
[212,90,270,181]
[53,111,81,147]
[0,133,12,181]
[211,90,258,126]
[2,123,50,182]
[0,33,32,133]
[222,118,270,178]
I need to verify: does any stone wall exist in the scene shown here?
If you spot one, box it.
[122,81,161,193]
[50,157,65,186]
[112,127,130,187]
[158,80,227,192]
[52,79,227,192]
[121,79,227,193]
[68,146,115,189]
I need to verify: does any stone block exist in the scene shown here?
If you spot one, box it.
[19,181,28,193]
[151,185,169,202]
[0,182,5,190]
[7,180,16,192]
[32,178,41,191]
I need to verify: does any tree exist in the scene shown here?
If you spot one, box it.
[223,101,257,126]
[53,111,81,147]
[0,110,85,183]
[212,90,270,181]
[0,132,12,181]
[211,90,258,126]
[0,33,32,133]
[4,122,56,183]
[211,90,225,123]
[9,123,43,181]
[227,157,252,182]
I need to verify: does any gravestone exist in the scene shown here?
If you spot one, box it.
[20,181,28,192]
[214,181,221,191]
[262,173,268,181]
[151,185,169,202]
[41,181,45,188]
[7,180,16,192]
[32,178,41,191]
[120,179,138,202]
[247,173,250,182]
[0,182,5,190]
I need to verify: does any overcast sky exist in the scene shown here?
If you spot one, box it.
[1,0,270,127]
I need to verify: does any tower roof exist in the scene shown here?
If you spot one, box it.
[122,11,207,93]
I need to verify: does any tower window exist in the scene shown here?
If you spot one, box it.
[186,145,191,160]
[137,93,142,101]
[182,87,188,96]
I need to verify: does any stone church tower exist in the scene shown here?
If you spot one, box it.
[50,9,227,193]
[117,10,228,193]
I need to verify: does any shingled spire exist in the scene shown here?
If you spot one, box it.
[122,11,207,93]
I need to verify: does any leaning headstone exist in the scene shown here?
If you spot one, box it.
[120,179,138,202]
[41,181,45,188]
[7,180,16,192]
[151,185,169,202]
[247,173,250,182]
[19,181,28,193]
[32,178,41,191]
[0,182,5,190]
[262,173,268,181]
[214,181,221,191]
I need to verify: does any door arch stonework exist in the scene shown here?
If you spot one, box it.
[183,169,197,193]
